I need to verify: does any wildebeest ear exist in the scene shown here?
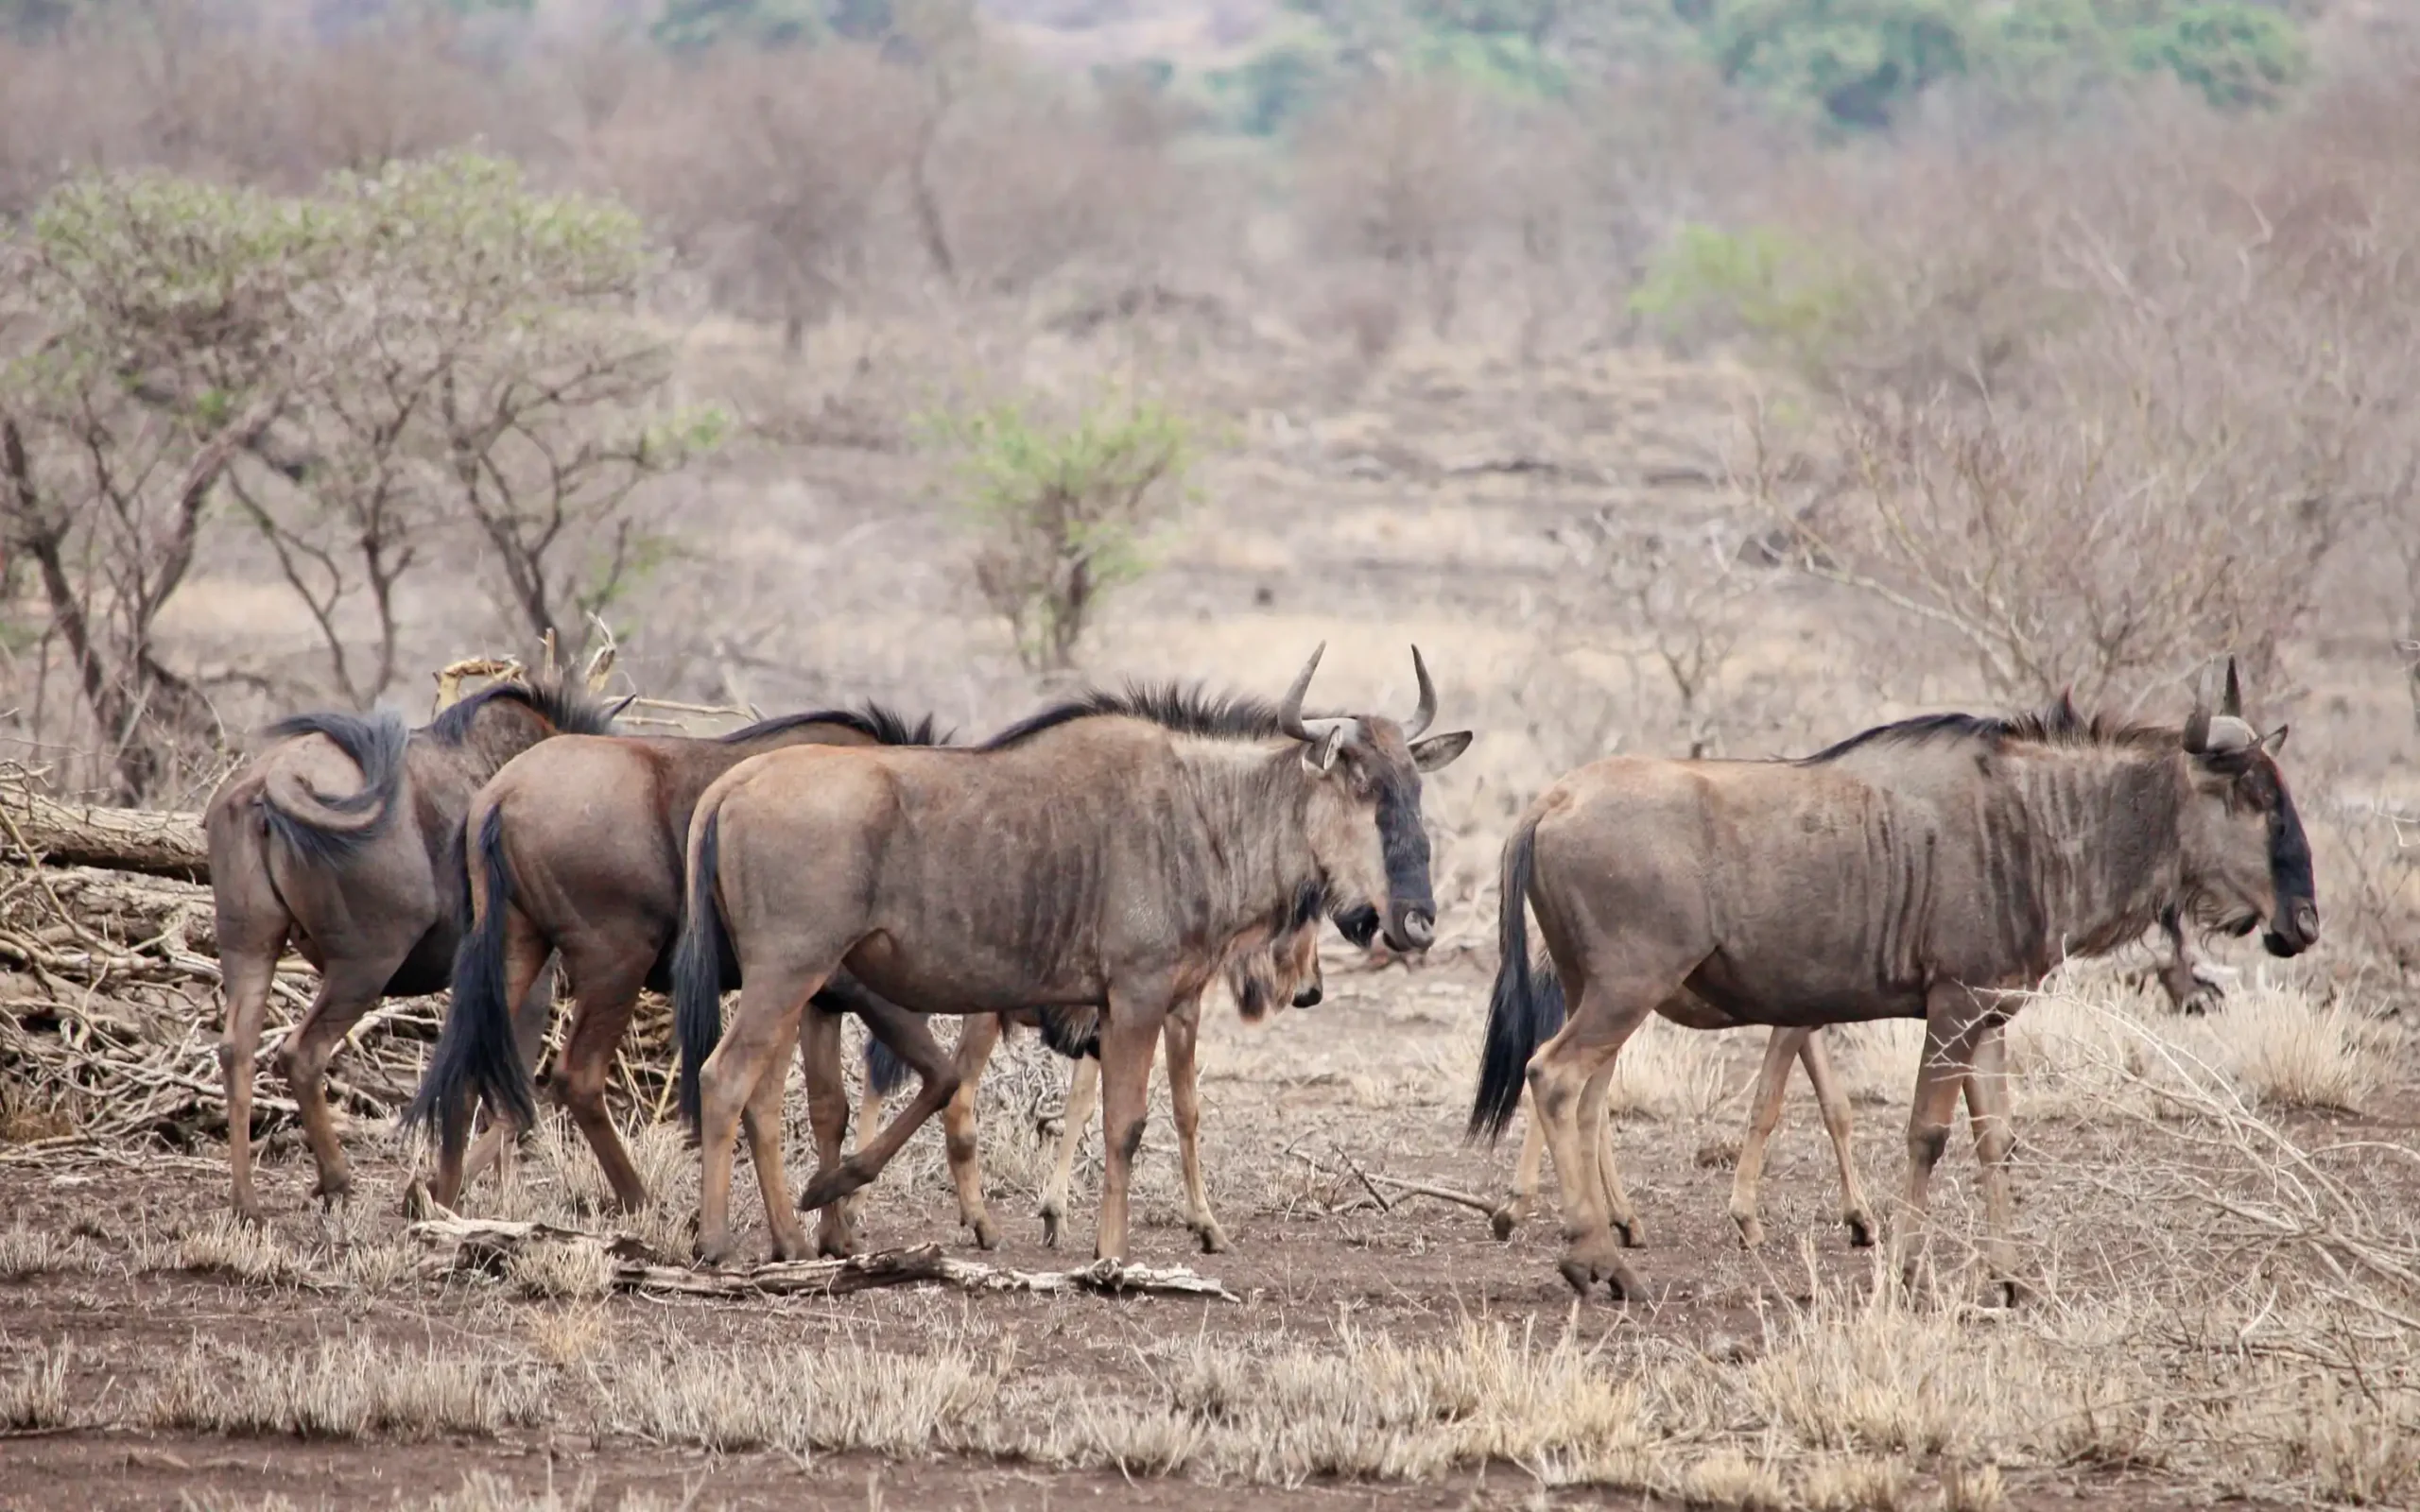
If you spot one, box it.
[1411,730,1473,771]
[1302,725,1344,772]
[2260,723,2289,754]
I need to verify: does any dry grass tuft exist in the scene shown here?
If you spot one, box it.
[173,1215,309,1285]
[1601,1018,1738,1122]
[1,1339,78,1430]
[2194,979,2384,1112]
[596,1336,1003,1455]
[524,1303,615,1367]
[144,1334,548,1440]
[509,1239,615,1300]
[0,1225,92,1278]
[1794,1453,1910,1511]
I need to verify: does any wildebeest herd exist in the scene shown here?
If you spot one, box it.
[195,645,2317,1301]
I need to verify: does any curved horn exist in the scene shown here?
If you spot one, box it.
[1404,645,1437,740]
[2221,656,2243,719]
[1277,643,1324,743]
[2183,662,2215,753]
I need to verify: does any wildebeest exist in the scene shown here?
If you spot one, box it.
[1485,829,2233,1253]
[1470,662,2317,1302]
[203,673,622,1220]
[863,886,1327,1255]
[404,704,948,1215]
[673,646,1471,1264]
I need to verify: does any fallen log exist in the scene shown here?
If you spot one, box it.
[407,1217,1240,1302]
[0,778,209,884]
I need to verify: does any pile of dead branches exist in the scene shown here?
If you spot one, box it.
[0,644,749,1149]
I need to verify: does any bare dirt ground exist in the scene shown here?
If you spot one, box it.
[4,939,2409,1511]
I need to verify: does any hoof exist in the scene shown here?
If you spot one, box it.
[1039,1206,1063,1250]
[1488,1205,1520,1243]
[1192,1221,1230,1255]
[1990,1277,2029,1308]
[231,1195,268,1228]
[1559,1239,1645,1301]
[401,1179,433,1222]
[1844,1211,1878,1248]
[1733,1213,1765,1250]
[695,1234,742,1269]
[1613,1215,1645,1248]
[312,1169,354,1204]
[814,1220,860,1260]
[2181,987,2222,1017]
[970,1215,1001,1252]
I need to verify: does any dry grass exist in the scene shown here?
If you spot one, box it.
[0,1339,77,1430]
[594,1336,1004,1456]
[144,1334,549,1440]
[0,1225,93,1278]
[171,1214,312,1285]
[1601,1017,1742,1122]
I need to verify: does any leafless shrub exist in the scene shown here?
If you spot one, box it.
[1296,76,1492,339]
[592,47,922,346]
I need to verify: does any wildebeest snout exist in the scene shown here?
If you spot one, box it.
[2265,899,2320,957]
[1390,904,1437,952]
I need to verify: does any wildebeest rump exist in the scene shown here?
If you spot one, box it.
[673,645,1472,1264]
[404,704,949,1215]
[1470,662,2316,1302]
[202,674,622,1220]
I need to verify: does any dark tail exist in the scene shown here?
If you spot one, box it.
[406,806,540,1146]
[864,1034,911,1097]
[1468,812,1566,1143]
[257,710,410,866]
[672,808,729,1129]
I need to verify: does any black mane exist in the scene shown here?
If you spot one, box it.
[1800,695,2170,765]
[981,682,1287,750]
[424,676,620,746]
[720,702,948,747]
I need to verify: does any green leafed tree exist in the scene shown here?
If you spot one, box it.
[0,152,714,798]
[925,392,1197,675]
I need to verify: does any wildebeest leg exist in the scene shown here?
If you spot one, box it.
[791,1004,852,1259]
[542,948,652,1214]
[1893,990,1992,1292]
[696,963,827,1267]
[1528,970,1655,1299]
[797,999,961,1252]
[1578,1062,1643,1247]
[2156,908,2222,1015]
[1489,1101,1547,1241]
[216,921,287,1225]
[1038,1052,1099,1249]
[1163,1000,1227,1254]
[1963,1021,2020,1303]
[1093,989,1169,1263]
[1801,1029,1876,1246]
[278,953,406,1205]
[936,1012,1003,1250]
[1728,1026,1808,1249]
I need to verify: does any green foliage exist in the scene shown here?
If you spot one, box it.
[1699,0,1972,133]
[650,0,831,52]
[1207,39,1345,136]
[2124,3,2306,111]
[1630,223,1862,376]
[923,393,1197,673]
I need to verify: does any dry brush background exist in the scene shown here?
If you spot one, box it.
[4,0,2420,1507]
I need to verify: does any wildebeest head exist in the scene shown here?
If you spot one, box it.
[2177,658,2317,958]
[1276,644,1472,954]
